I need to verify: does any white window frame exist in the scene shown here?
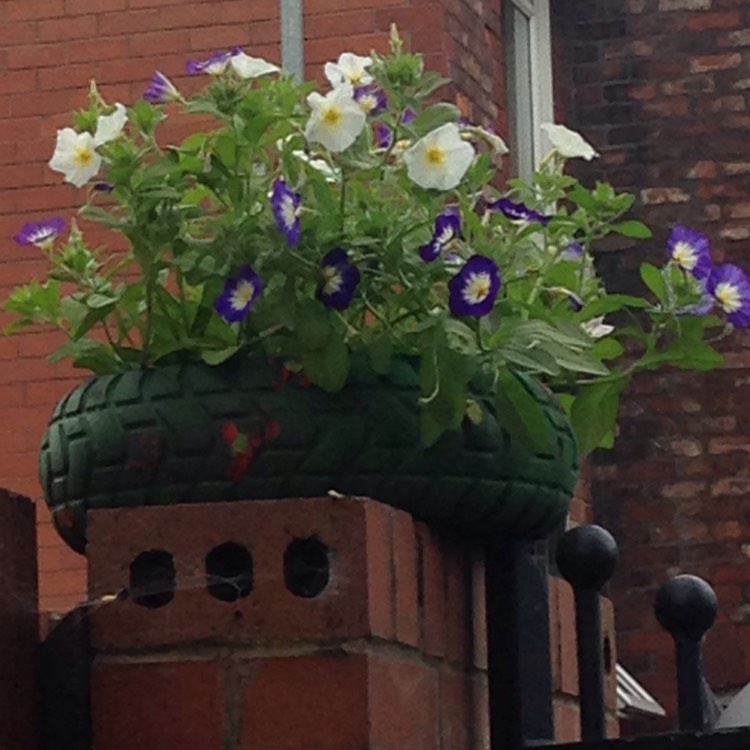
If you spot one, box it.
[505,0,555,179]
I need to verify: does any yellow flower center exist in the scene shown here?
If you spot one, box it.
[672,242,696,270]
[74,144,95,167]
[463,272,492,304]
[349,71,363,85]
[322,106,343,126]
[715,282,741,313]
[426,145,447,167]
[231,280,256,310]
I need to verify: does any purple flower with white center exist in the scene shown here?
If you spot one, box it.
[561,242,584,261]
[143,71,181,104]
[186,50,235,76]
[271,179,302,246]
[448,255,502,318]
[706,263,750,327]
[353,85,387,116]
[375,123,393,149]
[419,208,462,262]
[667,225,712,280]
[317,249,361,310]
[214,265,264,323]
[375,109,416,148]
[14,217,65,249]
[488,197,552,225]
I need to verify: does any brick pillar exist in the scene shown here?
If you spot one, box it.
[0,489,39,750]
[87,497,488,750]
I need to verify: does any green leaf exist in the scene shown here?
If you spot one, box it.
[543,342,610,376]
[79,205,126,229]
[301,336,349,392]
[295,304,333,352]
[582,294,650,318]
[49,339,122,374]
[501,346,561,377]
[418,332,475,446]
[367,333,393,375]
[591,338,625,361]
[410,103,461,136]
[570,379,626,456]
[494,368,553,453]
[640,262,667,302]
[201,346,241,365]
[613,220,652,239]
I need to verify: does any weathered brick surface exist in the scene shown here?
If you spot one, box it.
[0,489,38,750]
[554,0,750,731]
[89,497,489,750]
[0,0,511,613]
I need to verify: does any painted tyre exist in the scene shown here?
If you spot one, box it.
[39,356,579,552]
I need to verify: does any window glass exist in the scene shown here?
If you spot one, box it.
[506,0,554,179]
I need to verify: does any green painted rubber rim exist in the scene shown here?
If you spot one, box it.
[39,356,579,552]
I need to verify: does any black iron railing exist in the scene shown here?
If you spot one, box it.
[485,524,750,750]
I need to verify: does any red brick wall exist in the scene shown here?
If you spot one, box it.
[554,0,750,727]
[0,0,511,614]
[0,490,38,750]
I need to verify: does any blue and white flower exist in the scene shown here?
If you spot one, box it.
[215,265,264,322]
[419,208,462,262]
[353,85,387,115]
[14,217,65,249]
[707,263,750,327]
[317,249,361,310]
[186,50,234,76]
[271,179,302,246]
[560,242,584,261]
[488,197,552,225]
[143,72,181,104]
[448,255,502,317]
[667,225,712,279]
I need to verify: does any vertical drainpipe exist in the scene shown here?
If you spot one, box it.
[280,0,304,81]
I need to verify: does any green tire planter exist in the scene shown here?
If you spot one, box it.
[39,356,579,553]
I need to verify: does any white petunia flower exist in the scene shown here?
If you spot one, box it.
[541,123,598,161]
[402,123,475,191]
[581,316,615,339]
[324,52,373,88]
[463,124,510,155]
[49,129,102,188]
[230,53,281,80]
[304,85,367,153]
[292,150,340,182]
[94,103,128,147]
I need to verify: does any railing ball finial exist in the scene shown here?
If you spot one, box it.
[556,524,619,591]
[654,574,718,642]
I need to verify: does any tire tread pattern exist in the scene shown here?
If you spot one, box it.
[39,358,579,552]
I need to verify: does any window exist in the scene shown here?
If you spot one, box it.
[505,0,555,179]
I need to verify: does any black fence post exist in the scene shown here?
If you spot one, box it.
[654,575,718,733]
[556,525,618,743]
[485,539,554,750]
